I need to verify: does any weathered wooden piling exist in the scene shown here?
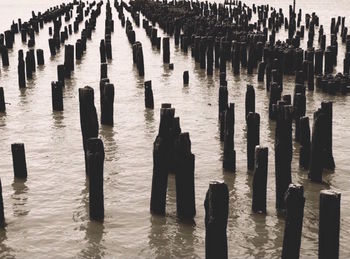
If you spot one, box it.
[257,62,265,82]
[321,102,335,170]
[25,53,32,80]
[51,81,63,111]
[64,44,74,76]
[0,88,5,113]
[57,64,65,86]
[100,63,108,79]
[100,39,106,63]
[0,179,4,228]
[11,143,28,179]
[18,50,26,88]
[87,138,105,221]
[299,116,311,169]
[150,135,168,215]
[219,84,228,141]
[269,83,282,119]
[79,86,99,174]
[36,49,45,65]
[100,82,114,126]
[163,37,170,63]
[282,184,305,259]
[204,181,229,259]
[223,103,236,171]
[319,190,341,259]
[1,47,9,67]
[307,61,314,90]
[207,39,213,75]
[245,85,255,121]
[48,38,56,56]
[309,110,325,182]
[247,112,260,171]
[275,103,293,210]
[183,71,189,85]
[252,146,268,213]
[144,80,154,109]
[175,133,196,219]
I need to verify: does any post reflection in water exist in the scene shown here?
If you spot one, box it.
[78,180,106,259]
[11,179,29,217]
[0,228,14,259]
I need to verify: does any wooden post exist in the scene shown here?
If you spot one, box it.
[100,39,106,63]
[57,65,65,86]
[0,179,4,228]
[183,71,189,85]
[223,103,236,171]
[87,138,105,221]
[18,50,26,88]
[36,49,45,65]
[150,136,168,215]
[51,81,64,111]
[1,47,9,67]
[163,37,170,63]
[175,133,196,219]
[309,110,325,183]
[11,143,28,179]
[48,38,56,56]
[319,190,341,259]
[205,181,229,259]
[79,86,99,175]
[245,85,255,121]
[299,116,311,169]
[275,103,293,210]
[321,102,335,170]
[100,83,114,126]
[145,80,154,109]
[247,112,260,171]
[100,63,108,79]
[282,184,305,259]
[0,88,5,113]
[252,146,268,213]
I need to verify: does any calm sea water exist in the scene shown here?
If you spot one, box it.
[0,0,349,258]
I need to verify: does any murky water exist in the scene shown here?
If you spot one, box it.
[0,0,349,258]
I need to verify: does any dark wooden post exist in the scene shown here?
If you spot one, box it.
[36,49,45,65]
[183,71,189,85]
[100,83,114,126]
[245,84,255,121]
[275,103,293,210]
[247,112,260,171]
[51,81,64,111]
[163,37,170,63]
[309,110,325,183]
[321,102,335,170]
[204,181,229,259]
[48,38,56,56]
[223,103,236,171]
[175,132,196,219]
[18,50,26,88]
[87,138,105,221]
[252,146,268,213]
[0,179,4,228]
[145,80,154,109]
[299,116,311,169]
[150,135,168,215]
[11,143,28,179]
[57,65,65,86]
[100,63,108,80]
[0,88,5,112]
[79,86,99,175]
[319,190,341,259]
[282,184,305,259]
